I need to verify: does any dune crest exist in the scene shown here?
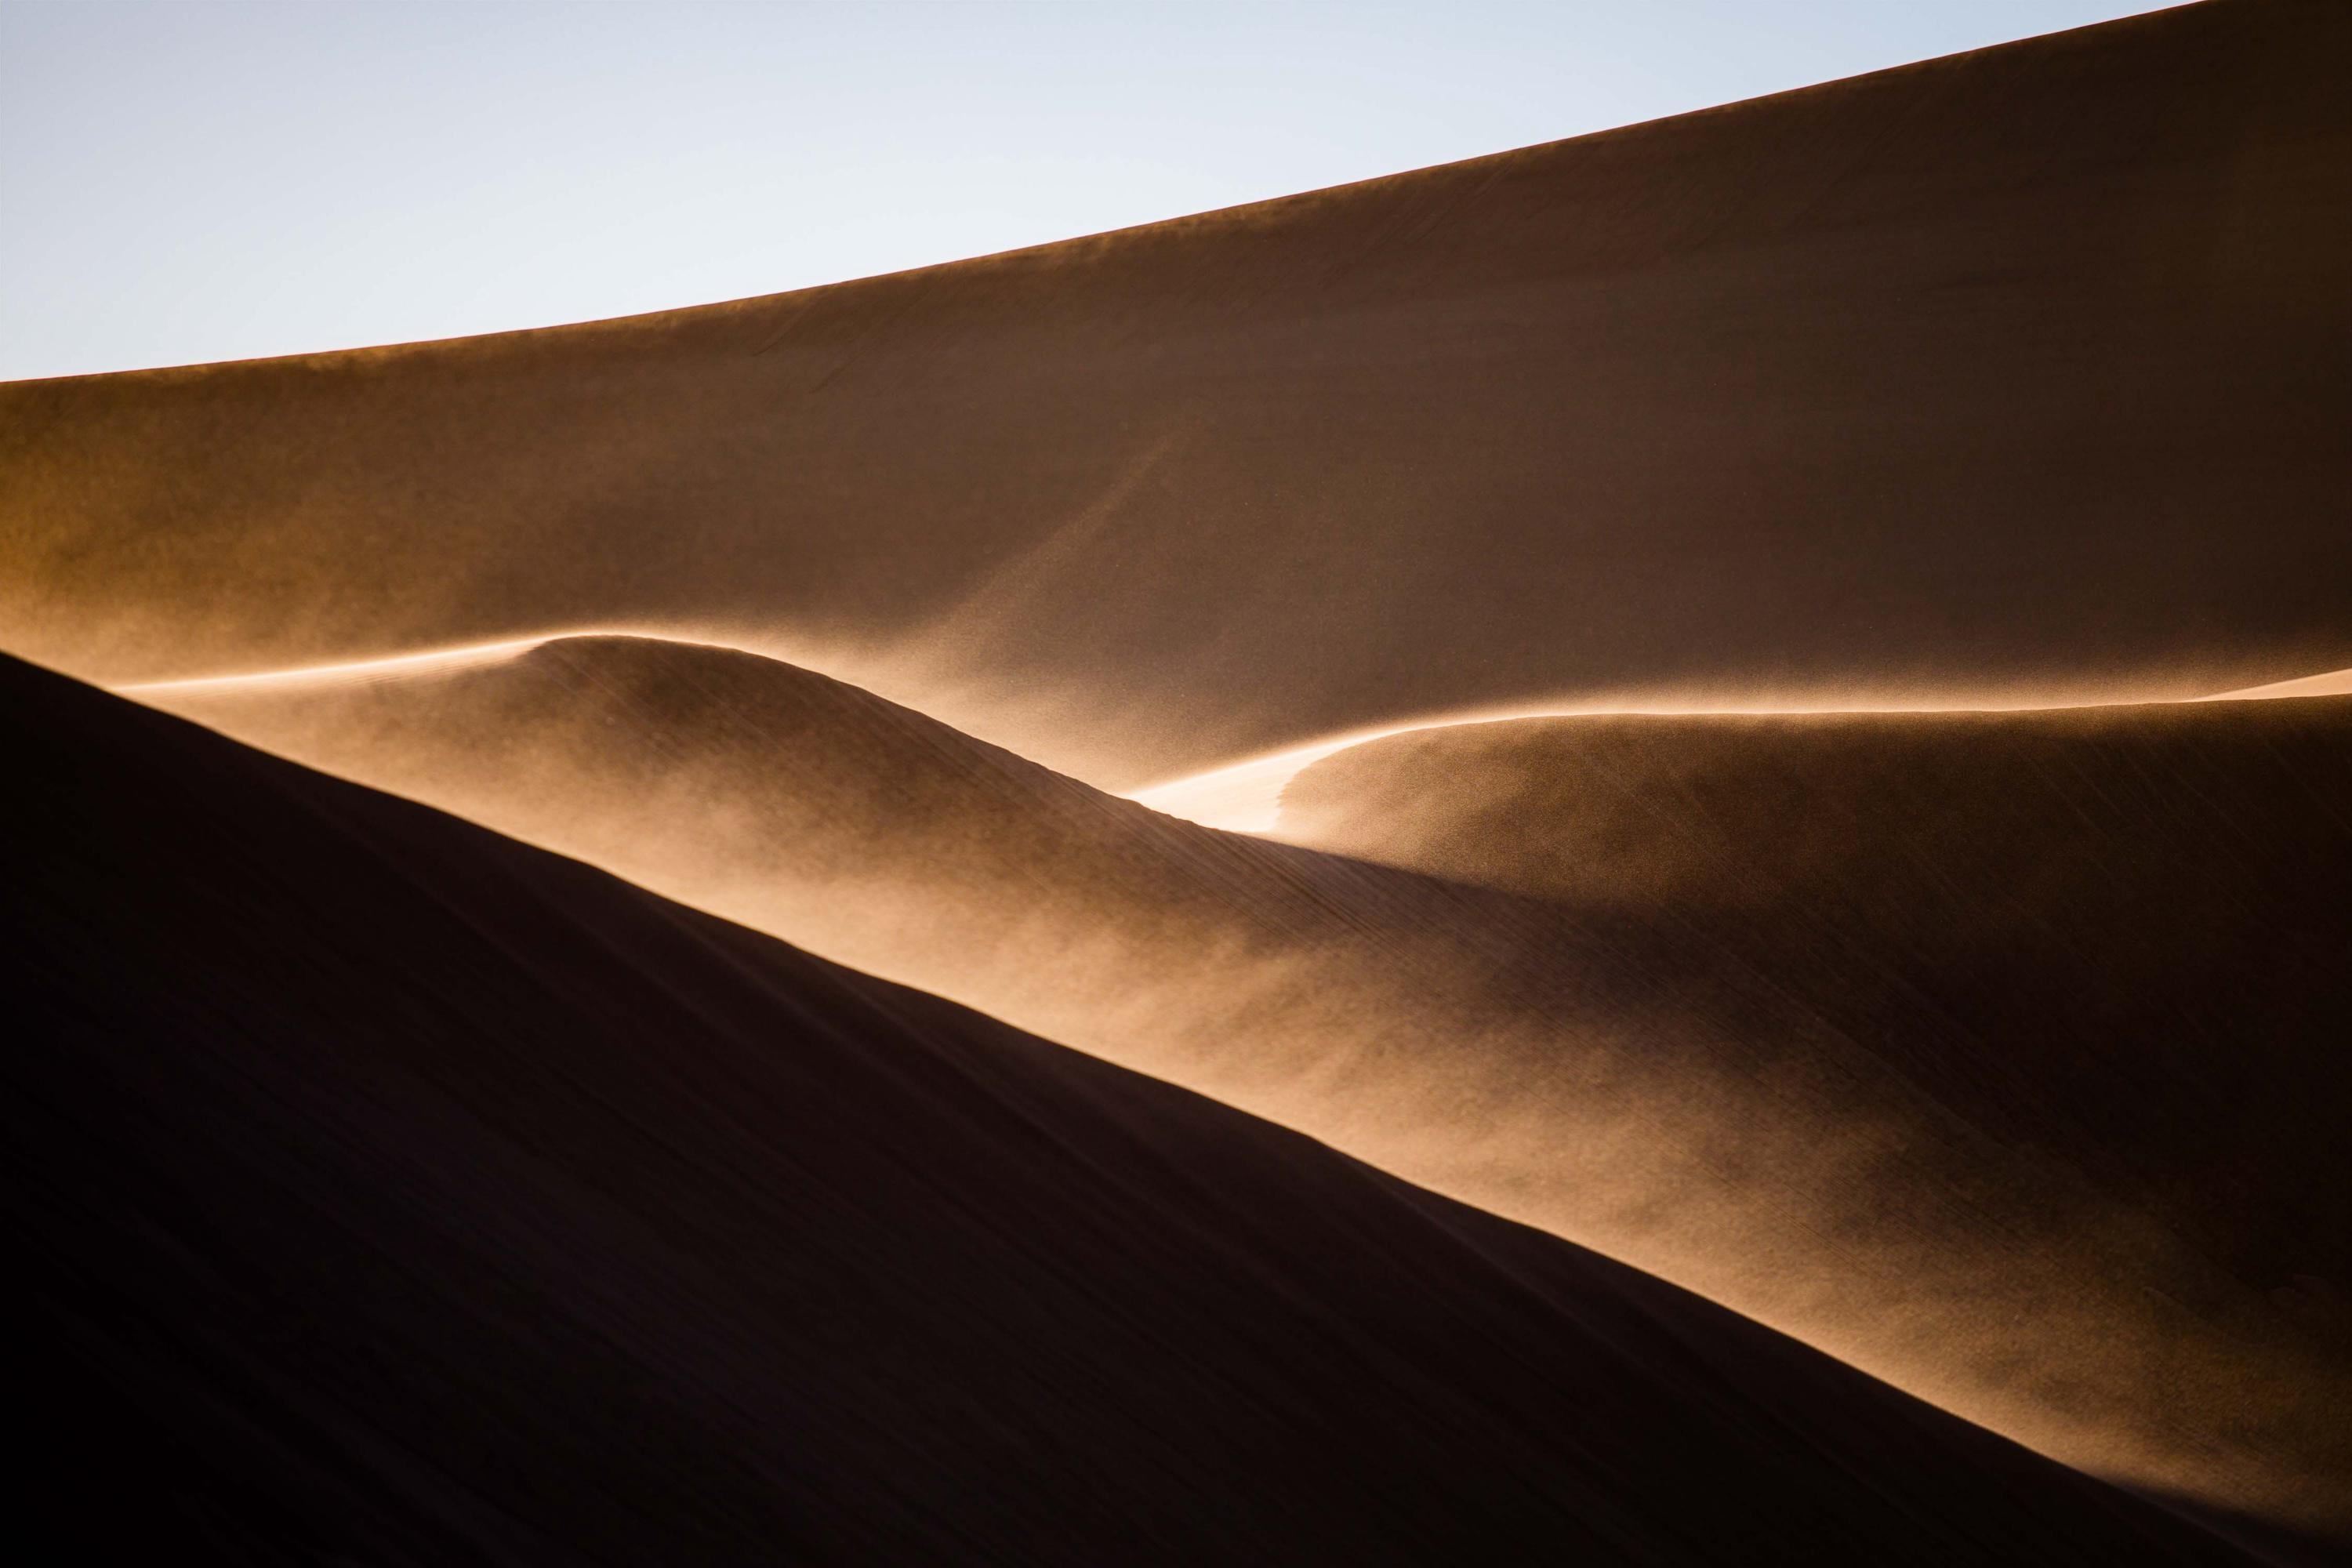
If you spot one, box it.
[1128,656,2352,833]
[114,633,570,694]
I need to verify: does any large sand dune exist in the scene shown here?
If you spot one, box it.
[5,0,2347,1552]
[5,0,2348,788]
[5,651,2267,1565]
[147,633,2352,1534]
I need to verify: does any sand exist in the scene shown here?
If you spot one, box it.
[1276,698,2352,1292]
[3,651,2271,1564]
[3,0,2347,789]
[143,633,2352,1536]
[4,0,2347,1552]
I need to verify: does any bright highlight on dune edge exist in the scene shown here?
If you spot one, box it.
[114,637,2352,836]
[114,635,568,695]
[1126,666,2352,833]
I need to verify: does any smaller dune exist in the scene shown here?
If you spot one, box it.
[1276,698,2352,1291]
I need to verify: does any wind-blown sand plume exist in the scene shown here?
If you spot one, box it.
[8,652,2264,1566]
[6,0,2350,786]
[2206,667,2352,701]
[147,634,2352,1537]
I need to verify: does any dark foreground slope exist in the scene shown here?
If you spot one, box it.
[145,636,2352,1534]
[9,0,2349,784]
[0,653,2255,1565]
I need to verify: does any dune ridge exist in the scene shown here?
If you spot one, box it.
[110,637,2352,836]
[1126,659,2352,832]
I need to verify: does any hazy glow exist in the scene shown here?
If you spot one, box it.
[117,635,567,695]
[2202,666,2352,701]
[121,640,2352,832]
[1126,668,2352,834]
[2,0,2161,381]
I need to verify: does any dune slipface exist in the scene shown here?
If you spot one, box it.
[143,634,2352,1537]
[0,652,2267,1565]
[5,0,2349,787]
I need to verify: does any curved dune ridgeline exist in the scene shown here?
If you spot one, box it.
[151,634,2352,1537]
[11,653,2270,1566]
[6,0,2350,789]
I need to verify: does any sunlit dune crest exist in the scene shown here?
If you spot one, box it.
[114,634,566,695]
[118,648,2352,834]
[1129,664,2352,833]
[1127,738,1367,833]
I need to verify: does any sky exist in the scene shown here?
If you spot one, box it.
[2,0,2166,383]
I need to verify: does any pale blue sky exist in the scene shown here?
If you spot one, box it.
[2,0,2166,381]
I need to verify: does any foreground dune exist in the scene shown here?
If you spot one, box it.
[5,0,2348,787]
[148,633,2352,1535]
[7,651,2269,1565]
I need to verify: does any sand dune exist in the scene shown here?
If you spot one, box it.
[6,0,2348,788]
[6,0,2345,1551]
[145,632,2352,1534]
[9,650,2269,1565]
[1124,660,2352,833]
[1275,699,2352,1290]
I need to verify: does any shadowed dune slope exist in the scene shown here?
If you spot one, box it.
[1276,699,2352,1290]
[0,652,2264,1566]
[147,634,2352,1534]
[9,0,2350,785]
